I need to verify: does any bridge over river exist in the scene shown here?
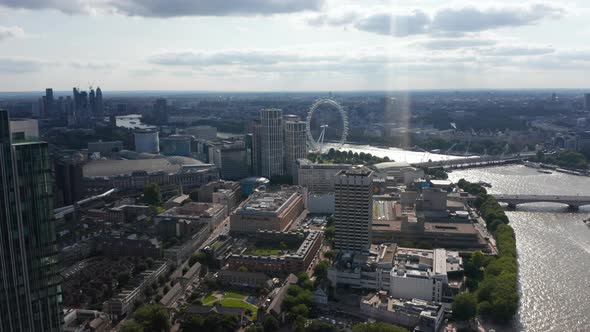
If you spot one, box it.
[494,194,590,210]
[412,152,536,170]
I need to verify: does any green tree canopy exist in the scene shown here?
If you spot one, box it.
[351,322,408,332]
[143,183,162,206]
[120,320,144,332]
[452,292,478,321]
[134,304,170,332]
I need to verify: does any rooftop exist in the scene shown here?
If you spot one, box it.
[237,190,299,213]
[83,156,205,177]
[158,202,225,219]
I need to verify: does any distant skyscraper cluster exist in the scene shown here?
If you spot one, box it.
[0,110,63,331]
[251,109,307,179]
[34,87,104,126]
[584,93,590,112]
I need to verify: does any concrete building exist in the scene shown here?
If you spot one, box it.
[103,261,168,319]
[284,117,307,176]
[371,161,424,185]
[134,130,160,153]
[389,248,460,302]
[88,141,123,155]
[334,167,374,255]
[296,158,352,193]
[194,180,242,212]
[327,245,462,303]
[160,135,193,157]
[251,120,262,176]
[156,202,227,232]
[208,138,249,180]
[0,110,63,332]
[259,108,284,178]
[63,309,110,332]
[83,156,218,192]
[227,231,323,275]
[360,293,444,332]
[9,118,39,141]
[230,190,304,234]
[371,197,487,250]
[585,93,590,111]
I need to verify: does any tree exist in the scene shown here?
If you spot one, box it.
[351,322,408,332]
[134,304,170,332]
[143,183,162,206]
[238,266,249,272]
[313,260,330,280]
[263,316,280,332]
[305,321,338,332]
[452,292,478,321]
[117,272,131,288]
[120,320,144,332]
[189,189,199,202]
[323,250,336,261]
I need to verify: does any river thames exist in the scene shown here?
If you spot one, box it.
[449,166,590,332]
[329,143,590,331]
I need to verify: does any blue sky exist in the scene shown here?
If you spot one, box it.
[0,0,589,91]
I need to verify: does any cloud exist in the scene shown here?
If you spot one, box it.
[0,0,324,16]
[307,2,566,37]
[0,57,42,73]
[416,38,497,50]
[354,10,430,37]
[0,26,24,41]
[69,61,118,70]
[480,45,555,56]
[430,3,565,32]
[0,0,98,14]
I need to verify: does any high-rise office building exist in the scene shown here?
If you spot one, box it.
[251,120,262,176]
[0,110,63,331]
[44,88,54,118]
[95,87,104,117]
[154,98,168,124]
[584,93,590,111]
[259,108,284,178]
[284,116,307,176]
[334,167,374,255]
[89,89,96,117]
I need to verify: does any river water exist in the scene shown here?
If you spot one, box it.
[323,143,467,163]
[448,165,590,332]
[329,143,590,331]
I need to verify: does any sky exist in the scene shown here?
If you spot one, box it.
[0,0,589,91]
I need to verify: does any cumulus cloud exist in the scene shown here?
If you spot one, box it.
[308,2,566,37]
[0,57,42,73]
[353,10,430,37]
[430,3,565,32]
[416,38,497,50]
[0,26,24,41]
[0,0,324,16]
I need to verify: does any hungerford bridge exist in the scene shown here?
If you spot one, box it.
[494,194,590,211]
[413,152,536,170]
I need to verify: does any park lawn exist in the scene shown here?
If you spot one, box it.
[202,291,218,305]
[224,291,247,300]
[203,297,258,320]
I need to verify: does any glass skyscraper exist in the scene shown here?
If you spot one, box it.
[0,110,63,331]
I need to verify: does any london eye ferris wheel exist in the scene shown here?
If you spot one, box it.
[306,98,349,153]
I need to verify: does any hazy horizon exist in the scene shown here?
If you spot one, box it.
[1,0,590,91]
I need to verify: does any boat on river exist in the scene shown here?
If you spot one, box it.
[538,169,552,174]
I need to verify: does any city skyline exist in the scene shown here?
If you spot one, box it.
[1,0,590,91]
